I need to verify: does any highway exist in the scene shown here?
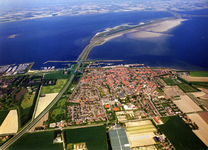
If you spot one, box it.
[0,21,153,149]
[0,62,81,150]
[0,17,177,149]
[0,28,96,149]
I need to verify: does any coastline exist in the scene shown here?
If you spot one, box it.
[79,17,187,63]
[102,18,187,41]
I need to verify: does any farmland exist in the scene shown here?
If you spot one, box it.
[178,84,198,93]
[0,110,18,135]
[0,110,9,126]
[181,75,208,82]
[34,93,58,118]
[64,125,108,150]
[125,120,157,147]
[159,116,207,150]
[30,113,48,131]
[190,71,208,77]
[41,79,67,94]
[163,78,178,85]
[163,86,184,98]
[198,111,208,124]
[173,95,202,113]
[187,113,208,147]
[8,131,63,150]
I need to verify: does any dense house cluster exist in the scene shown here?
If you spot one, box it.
[66,67,179,124]
[67,84,106,125]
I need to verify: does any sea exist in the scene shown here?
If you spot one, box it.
[0,9,208,70]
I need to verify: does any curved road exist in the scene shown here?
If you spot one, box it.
[1,17,176,149]
[0,34,101,149]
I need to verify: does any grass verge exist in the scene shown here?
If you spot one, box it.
[41,79,67,94]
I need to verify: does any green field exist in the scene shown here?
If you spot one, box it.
[191,82,208,88]
[64,126,108,150]
[190,71,208,77]
[159,116,207,150]
[0,110,9,126]
[8,131,63,150]
[44,71,71,79]
[163,78,177,85]
[178,84,198,93]
[21,93,35,109]
[48,97,67,123]
[41,79,67,94]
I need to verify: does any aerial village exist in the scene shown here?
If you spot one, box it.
[1,64,208,150]
[56,66,207,149]
[66,67,179,124]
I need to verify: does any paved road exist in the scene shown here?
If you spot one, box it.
[0,63,82,150]
[0,27,138,149]
[0,31,97,149]
[1,18,176,149]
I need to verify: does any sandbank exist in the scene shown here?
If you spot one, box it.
[131,31,163,38]
[103,33,124,42]
[145,19,186,32]
[7,34,19,39]
[131,19,186,38]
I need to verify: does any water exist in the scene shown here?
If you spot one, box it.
[0,11,173,69]
[88,9,208,70]
[1,10,208,70]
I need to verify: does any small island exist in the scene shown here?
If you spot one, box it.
[7,34,19,39]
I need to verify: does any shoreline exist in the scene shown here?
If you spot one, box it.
[101,18,187,42]
[77,17,187,63]
[85,18,187,52]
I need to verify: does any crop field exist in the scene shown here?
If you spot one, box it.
[192,82,208,89]
[159,116,207,150]
[64,125,108,150]
[0,110,18,134]
[198,111,208,124]
[178,84,198,93]
[35,93,58,118]
[173,95,202,113]
[125,120,156,147]
[188,113,208,147]
[125,120,153,127]
[163,86,184,98]
[181,75,208,82]
[163,78,177,85]
[190,71,208,77]
[126,125,156,134]
[41,79,67,94]
[30,113,48,131]
[0,110,9,126]
[8,131,63,150]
